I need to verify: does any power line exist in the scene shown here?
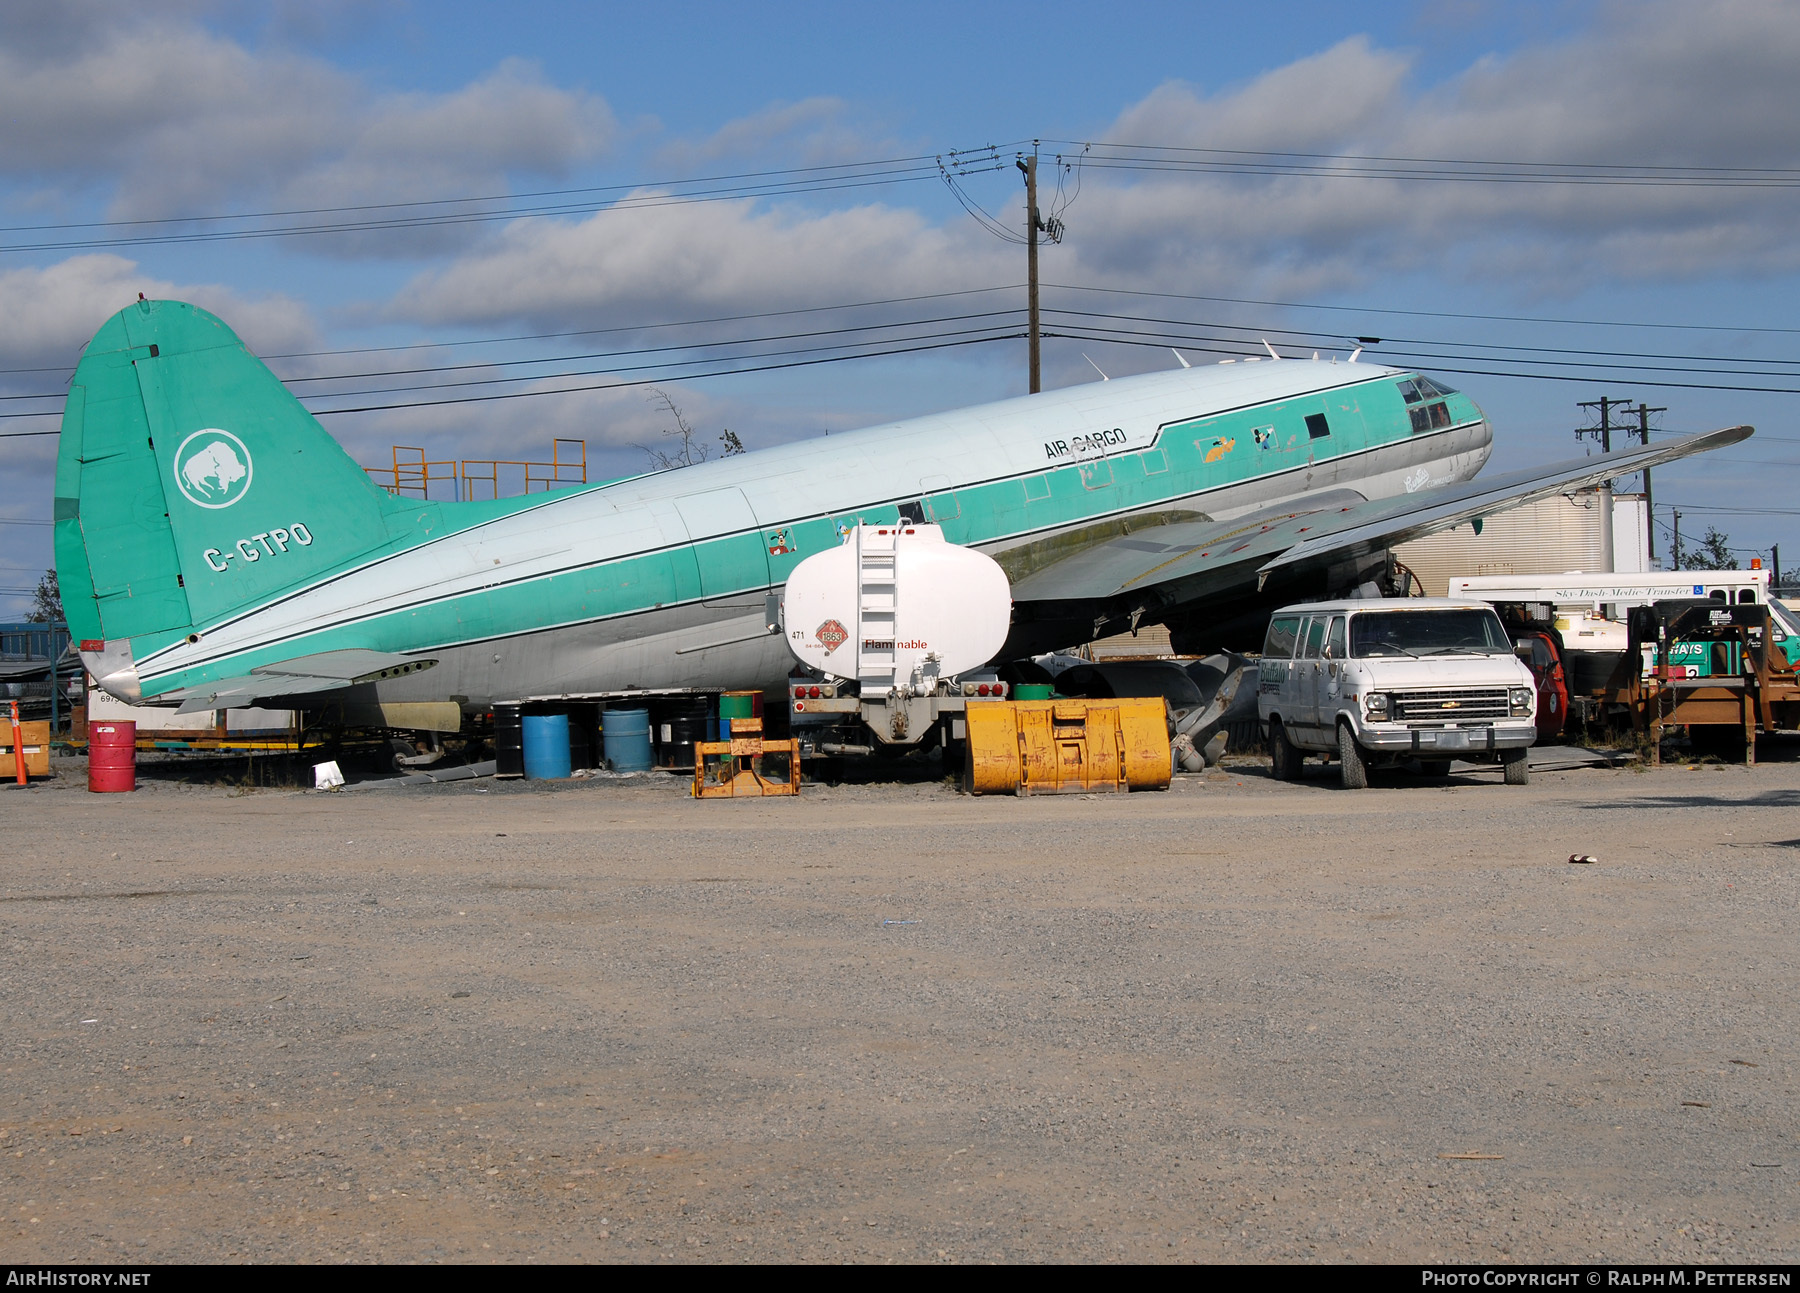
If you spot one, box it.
[0,154,989,256]
[308,331,1024,416]
[1046,140,1800,188]
[283,308,1025,389]
[13,294,1800,413]
[0,153,967,236]
[0,284,1027,376]
[0,320,1029,422]
[1039,308,1800,378]
[301,321,1028,407]
[10,135,1800,256]
[1047,281,1800,337]
[262,284,1025,361]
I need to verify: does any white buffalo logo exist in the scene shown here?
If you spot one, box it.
[173,429,254,509]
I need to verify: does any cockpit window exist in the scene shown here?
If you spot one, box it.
[1414,376,1457,398]
[1397,379,1422,404]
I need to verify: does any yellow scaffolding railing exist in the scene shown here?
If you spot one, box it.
[364,439,588,501]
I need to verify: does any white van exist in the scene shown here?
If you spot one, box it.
[1258,597,1539,788]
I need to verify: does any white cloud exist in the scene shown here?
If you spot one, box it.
[388,196,1014,329]
[654,97,903,171]
[0,15,614,256]
[1070,1,1800,295]
[0,253,318,371]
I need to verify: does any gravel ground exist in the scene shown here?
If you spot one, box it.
[2,750,1797,1264]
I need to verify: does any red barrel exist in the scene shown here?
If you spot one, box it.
[88,721,136,793]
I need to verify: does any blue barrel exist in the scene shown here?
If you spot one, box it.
[521,713,572,780]
[602,706,654,772]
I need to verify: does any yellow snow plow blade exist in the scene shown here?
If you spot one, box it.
[964,698,1171,796]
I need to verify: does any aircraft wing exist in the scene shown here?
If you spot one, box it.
[1012,425,1751,611]
[166,649,438,713]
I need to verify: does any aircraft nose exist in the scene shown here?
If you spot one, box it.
[1469,418,1494,471]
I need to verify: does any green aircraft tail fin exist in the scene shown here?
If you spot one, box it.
[54,299,417,649]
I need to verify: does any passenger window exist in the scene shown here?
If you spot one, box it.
[1264,616,1300,658]
[1306,413,1331,439]
[1301,617,1326,659]
[898,500,925,523]
[1326,616,1346,659]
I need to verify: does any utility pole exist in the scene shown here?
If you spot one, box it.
[1012,145,1065,394]
[1672,510,1682,570]
[1017,151,1041,394]
[1577,395,1631,572]
[1631,403,1666,563]
[1773,543,1781,594]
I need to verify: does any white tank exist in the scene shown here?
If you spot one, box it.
[1553,610,1630,652]
[783,524,1012,689]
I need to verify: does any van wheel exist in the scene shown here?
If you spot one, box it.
[1502,748,1531,786]
[1269,720,1302,781]
[1337,722,1370,790]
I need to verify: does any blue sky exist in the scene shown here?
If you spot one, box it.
[4,0,1798,616]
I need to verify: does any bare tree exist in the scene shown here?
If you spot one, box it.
[633,390,748,470]
[635,389,710,471]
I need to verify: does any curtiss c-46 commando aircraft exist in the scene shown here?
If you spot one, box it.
[55,299,1747,753]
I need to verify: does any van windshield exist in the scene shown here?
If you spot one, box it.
[1351,608,1511,657]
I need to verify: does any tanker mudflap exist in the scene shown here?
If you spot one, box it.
[964,698,1172,796]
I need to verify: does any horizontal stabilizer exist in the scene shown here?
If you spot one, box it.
[168,649,436,713]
